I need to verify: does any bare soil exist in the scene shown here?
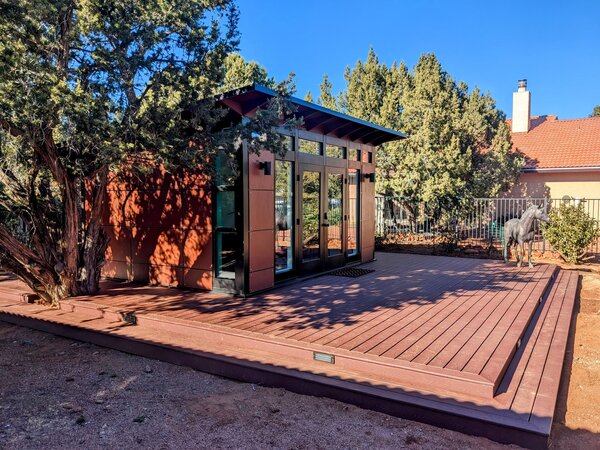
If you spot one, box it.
[550,272,600,449]
[1,272,599,449]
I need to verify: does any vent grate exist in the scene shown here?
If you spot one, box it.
[328,267,375,278]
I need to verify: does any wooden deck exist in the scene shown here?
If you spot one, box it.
[0,253,578,449]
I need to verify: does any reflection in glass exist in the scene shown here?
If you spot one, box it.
[302,171,321,261]
[282,135,294,152]
[275,161,294,273]
[299,139,321,155]
[326,144,345,159]
[215,154,237,278]
[347,169,360,256]
[348,148,361,161]
[327,173,343,256]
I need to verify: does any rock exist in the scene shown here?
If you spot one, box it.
[144,365,153,374]
[60,402,82,413]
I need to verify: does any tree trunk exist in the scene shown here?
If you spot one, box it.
[0,167,110,308]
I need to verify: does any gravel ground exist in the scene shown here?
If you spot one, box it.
[0,325,510,449]
[1,271,598,449]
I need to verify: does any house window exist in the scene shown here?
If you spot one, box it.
[326,144,346,159]
[299,138,322,155]
[215,154,238,279]
[282,135,294,152]
[348,148,361,161]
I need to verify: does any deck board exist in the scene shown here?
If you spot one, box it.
[0,253,578,448]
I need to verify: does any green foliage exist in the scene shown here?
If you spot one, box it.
[0,0,296,303]
[542,204,599,263]
[318,49,524,219]
[591,105,600,117]
[221,53,277,91]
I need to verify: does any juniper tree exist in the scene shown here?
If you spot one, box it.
[0,0,295,306]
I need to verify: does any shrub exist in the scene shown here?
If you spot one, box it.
[542,204,599,263]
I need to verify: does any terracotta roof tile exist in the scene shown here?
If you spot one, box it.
[508,115,600,169]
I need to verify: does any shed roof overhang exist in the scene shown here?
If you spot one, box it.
[217,84,407,146]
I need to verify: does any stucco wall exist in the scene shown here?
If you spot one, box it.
[102,168,213,290]
[508,171,600,199]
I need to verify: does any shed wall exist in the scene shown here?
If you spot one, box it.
[102,168,213,290]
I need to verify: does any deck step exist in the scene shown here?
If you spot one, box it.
[479,265,560,392]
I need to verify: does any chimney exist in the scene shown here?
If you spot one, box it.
[512,79,531,133]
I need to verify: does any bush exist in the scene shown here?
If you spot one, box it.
[542,204,599,263]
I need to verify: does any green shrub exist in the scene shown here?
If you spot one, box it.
[542,204,599,263]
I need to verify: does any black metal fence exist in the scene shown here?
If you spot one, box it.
[375,196,600,256]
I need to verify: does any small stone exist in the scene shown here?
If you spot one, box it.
[65,377,75,382]
[60,402,82,413]
[75,416,86,426]
[95,398,104,404]
[144,365,153,374]
[133,415,146,423]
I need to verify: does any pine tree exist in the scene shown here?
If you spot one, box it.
[335,50,523,223]
[221,53,276,91]
[317,75,338,110]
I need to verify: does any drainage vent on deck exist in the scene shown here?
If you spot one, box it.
[328,268,375,278]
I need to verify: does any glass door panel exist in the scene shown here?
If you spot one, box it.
[327,173,343,256]
[275,160,294,274]
[301,170,321,262]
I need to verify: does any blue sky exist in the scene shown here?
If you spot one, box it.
[236,0,600,120]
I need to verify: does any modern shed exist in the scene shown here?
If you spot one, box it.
[102,85,406,295]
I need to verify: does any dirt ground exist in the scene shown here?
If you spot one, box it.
[550,272,600,449]
[0,272,599,450]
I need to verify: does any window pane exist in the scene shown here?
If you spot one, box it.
[299,139,321,155]
[348,148,361,161]
[275,161,294,273]
[326,144,345,159]
[216,232,236,278]
[327,173,343,256]
[302,171,321,261]
[347,169,360,256]
[282,135,294,152]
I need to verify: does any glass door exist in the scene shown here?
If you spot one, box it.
[298,164,323,275]
[325,167,345,270]
[274,160,295,278]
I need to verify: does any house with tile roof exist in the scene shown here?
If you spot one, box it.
[507,80,600,200]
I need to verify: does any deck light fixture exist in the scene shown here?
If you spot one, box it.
[258,160,272,175]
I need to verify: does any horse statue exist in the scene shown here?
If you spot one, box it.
[503,205,550,268]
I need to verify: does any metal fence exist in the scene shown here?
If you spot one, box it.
[375,196,600,256]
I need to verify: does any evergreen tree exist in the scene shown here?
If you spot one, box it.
[0,0,295,305]
[332,50,523,222]
[221,53,276,91]
[304,91,314,102]
[591,105,600,117]
[317,75,338,110]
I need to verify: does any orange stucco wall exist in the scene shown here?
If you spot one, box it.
[102,168,213,290]
[508,171,600,199]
